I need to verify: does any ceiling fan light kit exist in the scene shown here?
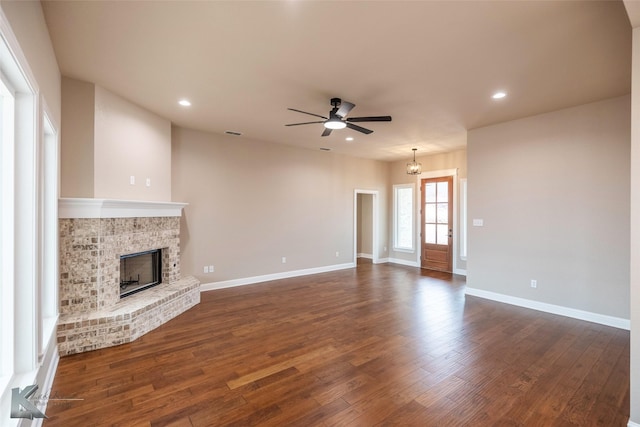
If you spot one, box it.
[286,97,391,137]
[324,118,346,130]
[406,148,422,175]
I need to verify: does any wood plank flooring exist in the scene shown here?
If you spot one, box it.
[43,260,630,426]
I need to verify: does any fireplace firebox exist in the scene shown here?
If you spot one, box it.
[120,249,162,298]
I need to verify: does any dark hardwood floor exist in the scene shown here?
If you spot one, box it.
[44,260,630,426]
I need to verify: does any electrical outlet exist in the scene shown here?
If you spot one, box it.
[146,178,151,187]
[336,251,339,257]
[530,279,537,288]
[203,266,209,273]
[282,257,286,264]
[130,175,135,185]
[209,265,214,273]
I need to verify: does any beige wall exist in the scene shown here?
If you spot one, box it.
[61,77,94,197]
[0,0,60,125]
[388,149,467,271]
[59,78,172,201]
[94,86,171,201]
[467,95,630,319]
[172,126,389,283]
[630,26,640,426]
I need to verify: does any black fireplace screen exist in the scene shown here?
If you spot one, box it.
[120,249,162,298]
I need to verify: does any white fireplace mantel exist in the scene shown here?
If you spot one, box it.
[59,198,188,219]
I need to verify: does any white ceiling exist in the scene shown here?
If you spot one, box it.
[41,1,631,161]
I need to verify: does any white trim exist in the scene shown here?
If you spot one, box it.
[357,253,373,259]
[58,198,188,218]
[31,342,59,427]
[453,268,467,276]
[387,257,420,268]
[628,420,640,427]
[465,287,630,330]
[200,262,356,292]
[1,341,58,427]
[0,8,39,95]
[354,190,379,264]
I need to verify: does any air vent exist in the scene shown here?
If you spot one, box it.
[320,148,331,151]
[225,130,242,136]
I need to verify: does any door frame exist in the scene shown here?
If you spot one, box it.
[414,169,461,274]
[353,189,379,265]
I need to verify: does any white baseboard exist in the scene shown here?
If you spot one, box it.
[200,262,356,292]
[30,344,59,427]
[628,420,640,427]
[465,287,630,330]
[10,331,60,427]
[374,257,389,264]
[453,268,467,276]
[387,257,420,268]
[357,253,373,259]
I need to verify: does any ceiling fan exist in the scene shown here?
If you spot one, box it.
[285,98,392,137]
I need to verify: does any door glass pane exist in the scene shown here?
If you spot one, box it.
[436,203,448,223]
[425,204,436,223]
[425,224,436,244]
[437,182,448,202]
[425,183,436,203]
[437,224,448,245]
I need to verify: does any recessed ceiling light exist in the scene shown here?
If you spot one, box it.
[492,92,507,99]
[345,137,354,141]
[178,99,191,107]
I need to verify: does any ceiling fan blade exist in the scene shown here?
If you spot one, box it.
[321,128,333,137]
[285,121,325,126]
[288,108,328,120]
[346,116,392,123]
[336,101,355,118]
[346,122,373,134]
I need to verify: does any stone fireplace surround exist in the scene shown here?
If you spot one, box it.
[57,199,200,356]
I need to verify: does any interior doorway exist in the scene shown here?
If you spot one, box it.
[354,190,378,265]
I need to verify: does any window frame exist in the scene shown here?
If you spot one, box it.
[0,68,16,392]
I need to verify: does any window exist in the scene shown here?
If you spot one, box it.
[393,184,415,251]
[460,179,467,259]
[0,19,59,410]
[0,67,16,389]
[40,114,59,353]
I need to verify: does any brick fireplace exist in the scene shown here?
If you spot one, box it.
[57,199,200,356]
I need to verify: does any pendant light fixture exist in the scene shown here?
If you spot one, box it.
[406,148,422,175]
